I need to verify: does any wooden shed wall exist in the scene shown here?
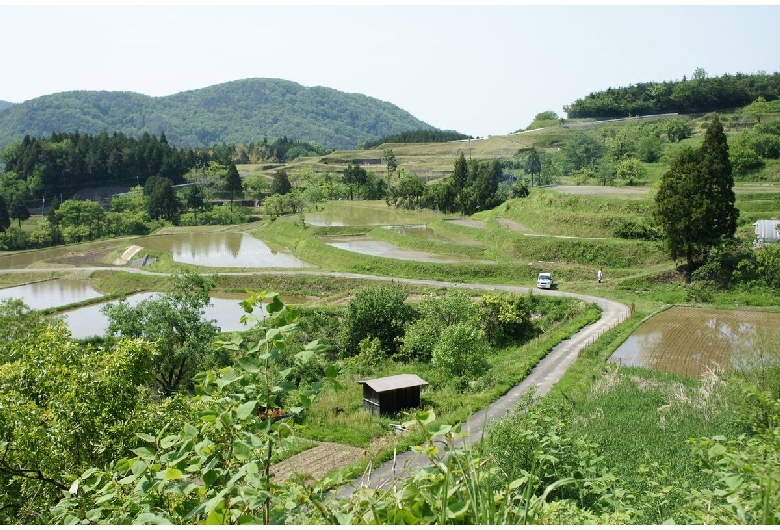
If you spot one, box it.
[363,386,422,416]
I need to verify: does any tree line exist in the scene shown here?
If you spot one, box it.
[387,152,507,215]
[0,160,249,250]
[1,131,207,206]
[233,136,332,164]
[564,70,780,119]
[363,129,470,149]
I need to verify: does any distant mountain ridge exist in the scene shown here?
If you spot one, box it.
[0,78,436,150]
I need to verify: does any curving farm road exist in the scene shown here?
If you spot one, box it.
[2,265,630,495]
[326,276,630,497]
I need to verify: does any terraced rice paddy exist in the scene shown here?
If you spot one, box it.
[608,306,780,378]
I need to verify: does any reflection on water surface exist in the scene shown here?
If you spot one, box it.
[0,279,103,310]
[323,235,491,263]
[608,306,780,378]
[61,292,271,339]
[134,233,310,268]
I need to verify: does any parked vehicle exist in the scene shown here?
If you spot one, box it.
[536,272,554,289]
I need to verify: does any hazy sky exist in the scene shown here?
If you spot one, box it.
[2,4,779,138]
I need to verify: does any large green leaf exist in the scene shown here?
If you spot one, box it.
[164,467,183,480]
[235,400,257,420]
[233,440,253,462]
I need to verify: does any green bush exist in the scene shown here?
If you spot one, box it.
[612,219,662,240]
[339,283,415,358]
[730,142,765,174]
[755,243,780,290]
[431,322,490,382]
[477,291,534,346]
[754,119,780,136]
[484,394,607,511]
[351,337,385,374]
[748,133,780,159]
[399,290,476,361]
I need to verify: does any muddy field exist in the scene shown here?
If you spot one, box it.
[608,306,780,378]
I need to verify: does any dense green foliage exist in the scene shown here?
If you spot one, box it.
[0,300,162,523]
[339,283,416,358]
[102,274,227,396]
[399,290,475,362]
[1,131,204,206]
[565,70,780,118]
[362,128,470,148]
[0,79,435,150]
[390,153,506,215]
[655,116,738,272]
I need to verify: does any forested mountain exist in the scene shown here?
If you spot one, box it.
[0,79,436,151]
[0,101,13,111]
[565,71,780,119]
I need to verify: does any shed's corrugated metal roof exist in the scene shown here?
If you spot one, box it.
[358,374,428,392]
[755,220,780,242]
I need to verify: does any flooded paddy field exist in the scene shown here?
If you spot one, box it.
[60,291,276,339]
[133,232,310,268]
[323,235,492,264]
[0,240,123,269]
[608,306,780,378]
[386,225,485,246]
[0,279,104,310]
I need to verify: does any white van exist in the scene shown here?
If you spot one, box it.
[536,272,554,289]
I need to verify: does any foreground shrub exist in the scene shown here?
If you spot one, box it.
[478,292,534,346]
[431,322,490,384]
[339,283,415,358]
[399,290,476,362]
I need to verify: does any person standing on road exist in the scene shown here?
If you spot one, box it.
[598,268,603,283]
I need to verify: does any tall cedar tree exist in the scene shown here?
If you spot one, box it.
[270,169,292,196]
[452,152,469,213]
[223,162,243,207]
[655,115,738,276]
[699,115,738,242]
[0,196,10,232]
[144,175,179,221]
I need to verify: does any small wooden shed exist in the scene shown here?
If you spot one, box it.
[357,374,428,417]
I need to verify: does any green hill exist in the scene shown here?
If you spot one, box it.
[564,71,780,119]
[0,78,436,150]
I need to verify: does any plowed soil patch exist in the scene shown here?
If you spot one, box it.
[270,442,365,483]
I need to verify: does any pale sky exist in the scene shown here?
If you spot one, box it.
[1,3,779,138]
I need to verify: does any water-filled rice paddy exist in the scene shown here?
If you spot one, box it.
[608,306,780,378]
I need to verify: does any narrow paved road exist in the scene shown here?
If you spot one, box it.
[328,278,629,498]
[3,265,630,496]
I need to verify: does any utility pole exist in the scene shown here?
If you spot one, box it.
[42,196,45,216]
